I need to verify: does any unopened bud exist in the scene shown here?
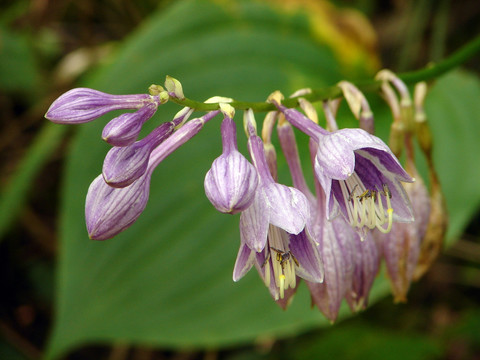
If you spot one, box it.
[164,75,185,99]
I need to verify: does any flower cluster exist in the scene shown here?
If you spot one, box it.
[45,74,444,320]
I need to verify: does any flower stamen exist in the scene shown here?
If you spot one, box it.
[340,177,394,234]
[261,226,299,299]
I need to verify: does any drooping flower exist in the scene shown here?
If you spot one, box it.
[277,121,351,321]
[307,216,355,322]
[232,110,323,303]
[378,167,430,303]
[239,110,310,252]
[204,104,258,214]
[86,110,219,240]
[45,87,167,124]
[345,230,380,312]
[270,92,414,237]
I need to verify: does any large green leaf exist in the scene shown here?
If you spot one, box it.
[424,69,480,243]
[46,0,377,358]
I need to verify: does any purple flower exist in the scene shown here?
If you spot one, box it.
[204,104,258,214]
[232,110,323,303]
[277,126,350,321]
[102,107,193,188]
[102,122,174,188]
[86,111,219,240]
[271,98,414,236]
[86,172,152,240]
[101,102,159,146]
[378,167,430,303]
[239,111,310,252]
[345,231,380,312]
[233,225,324,305]
[45,88,165,124]
[307,216,355,322]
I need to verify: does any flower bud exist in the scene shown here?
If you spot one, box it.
[102,122,175,188]
[102,102,158,146]
[86,173,151,240]
[204,115,258,214]
[45,88,150,124]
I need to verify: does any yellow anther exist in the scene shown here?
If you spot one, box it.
[279,274,286,299]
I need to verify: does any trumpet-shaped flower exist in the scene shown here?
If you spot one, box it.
[271,98,414,236]
[232,110,323,303]
[379,167,430,303]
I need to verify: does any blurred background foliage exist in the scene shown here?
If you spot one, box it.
[1,0,479,359]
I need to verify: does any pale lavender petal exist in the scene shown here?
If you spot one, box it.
[233,243,255,281]
[102,122,174,187]
[289,230,324,283]
[351,152,414,222]
[204,115,258,214]
[102,102,158,146]
[315,131,357,179]
[264,182,309,235]
[204,150,258,214]
[380,174,430,302]
[45,88,150,124]
[345,232,380,312]
[239,192,269,252]
[85,173,151,240]
[307,217,354,322]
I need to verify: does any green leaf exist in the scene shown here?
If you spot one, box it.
[424,69,480,243]
[46,0,377,358]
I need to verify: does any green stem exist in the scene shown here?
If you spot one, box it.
[170,34,480,112]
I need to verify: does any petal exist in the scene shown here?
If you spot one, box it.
[239,191,269,252]
[102,103,157,146]
[345,232,380,312]
[204,150,258,214]
[289,230,324,283]
[354,152,414,222]
[45,88,150,124]
[314,159,339,220]
[85,173,151,240]
[233,243,255,281]
[264,183,309,235]
[102,122,174,188]
[315,128,401,181]
[316,131,357,179]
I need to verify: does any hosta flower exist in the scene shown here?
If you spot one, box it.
[101,102,159,146]
[307,216,355,322]
[233,110,323,303]
[270,93,414,236]
[277,124,351,321]
[86,110,219,240]
[379,166,430,303]
[345,230,380,312]
[204,104,258,214]
[103,107,193,188]
[45,87,167,124]
[240,110,310,252]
